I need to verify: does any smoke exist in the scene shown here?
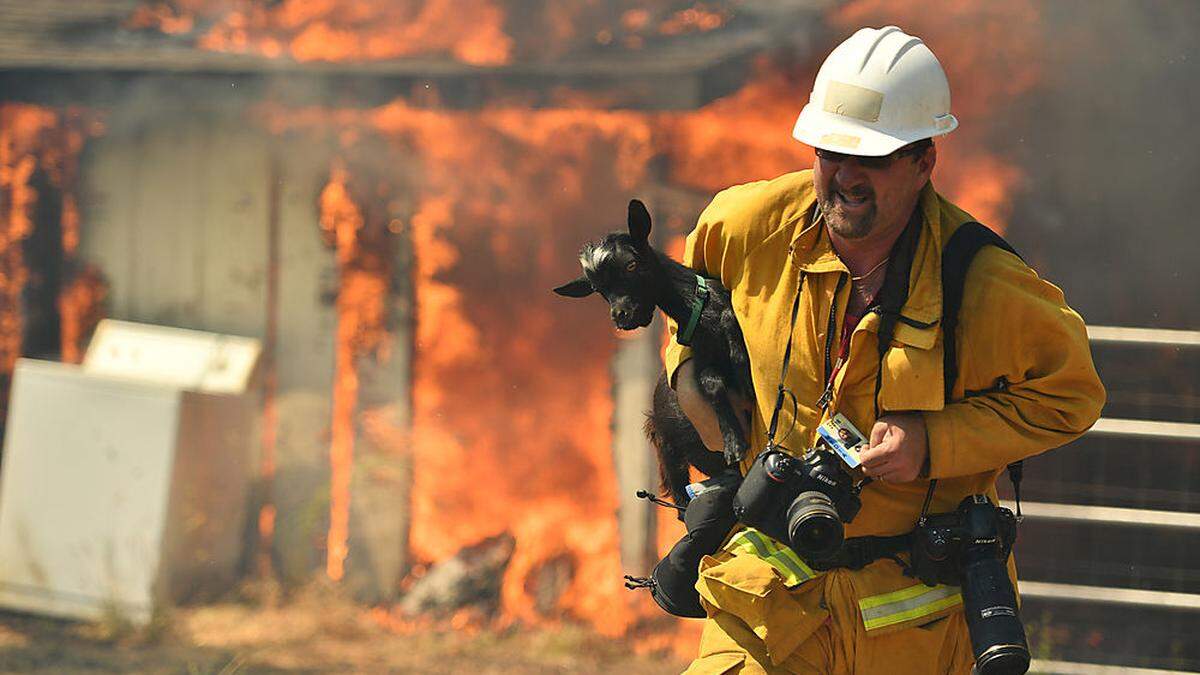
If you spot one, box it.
[1002,0,1200,328]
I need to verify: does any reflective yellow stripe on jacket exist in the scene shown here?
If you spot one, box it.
[859,582,962,631]
[723,528,962,631]
[723,529,817,586]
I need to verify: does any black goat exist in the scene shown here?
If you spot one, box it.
[554,199,754,507]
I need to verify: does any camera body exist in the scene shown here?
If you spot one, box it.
[912,495,1029,675]
[732,447,862,560]
[910,494,1017,586]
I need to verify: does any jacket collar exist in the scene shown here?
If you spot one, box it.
[789,181,945,327]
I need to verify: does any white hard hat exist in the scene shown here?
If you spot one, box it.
[792,26,957,156]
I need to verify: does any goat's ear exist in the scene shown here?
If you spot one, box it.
[553,276,594,298]
[628,199,652,245]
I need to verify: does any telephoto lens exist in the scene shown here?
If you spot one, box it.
[958,496,1030,675]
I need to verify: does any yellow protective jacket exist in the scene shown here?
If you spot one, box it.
[665,170,1105,646]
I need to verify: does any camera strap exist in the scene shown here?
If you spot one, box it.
[868,210,924,418]
[760,207,833,451]
[920,221,1027,524]
[816,208,924,415]
[765,265,806,450]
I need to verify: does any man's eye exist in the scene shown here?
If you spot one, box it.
[626,261,638,272]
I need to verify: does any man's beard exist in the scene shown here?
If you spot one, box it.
[817,192,877,239]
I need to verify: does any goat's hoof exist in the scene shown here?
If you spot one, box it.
[723,445,747,467]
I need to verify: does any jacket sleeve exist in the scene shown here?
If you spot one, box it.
[924,249,1106,478]
[662,188,752,388]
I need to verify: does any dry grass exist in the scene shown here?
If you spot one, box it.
[0,584,689,674]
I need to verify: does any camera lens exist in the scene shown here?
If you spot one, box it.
[786,491,844,558]
[975,644,1031,675]
[959,497,1030,675]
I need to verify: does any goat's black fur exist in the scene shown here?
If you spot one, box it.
[554,200,754,508]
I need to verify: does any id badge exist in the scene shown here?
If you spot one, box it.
[817,413,866,469]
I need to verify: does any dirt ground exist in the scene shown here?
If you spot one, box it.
[0,587,690,674]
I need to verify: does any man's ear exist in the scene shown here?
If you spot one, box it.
[553,276,594,298]
[628,199,652,246]
[917,143,937,184]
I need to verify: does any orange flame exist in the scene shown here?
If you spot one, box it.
[128,1,745,64]
[58,266,107,365]
[319,163,364,582]
[267,101,660,631]
[318,162,392,581]
[53,114,106,365]
[125,2,196,34]
[0,106,105,367]
[664,57,815,193]
[131,0,514,65]
[0,105,57,390]
[658,3,729,36]
[258,103,652,624]
[389,104,656,633]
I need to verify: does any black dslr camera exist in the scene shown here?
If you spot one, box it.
[912,495,1029,675]
[732,447,863,560]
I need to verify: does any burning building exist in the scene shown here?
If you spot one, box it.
[0,0,1198,670]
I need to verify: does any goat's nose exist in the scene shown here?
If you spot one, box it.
[612,307,629,322]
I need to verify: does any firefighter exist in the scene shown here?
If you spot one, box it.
[667,26,1105,674]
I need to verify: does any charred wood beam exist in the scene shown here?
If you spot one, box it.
[0,62,752,111]
[337,150,417,603]
[0,8,824,111]
[398,533,515,617]
[611,319,661,576]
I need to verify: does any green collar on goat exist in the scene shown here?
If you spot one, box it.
[677,274,708,347]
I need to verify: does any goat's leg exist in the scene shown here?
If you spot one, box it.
[695,366,749,465]
[645,413,692,508]
[646,373,727,513]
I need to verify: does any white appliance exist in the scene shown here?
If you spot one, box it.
[0,320,260,624]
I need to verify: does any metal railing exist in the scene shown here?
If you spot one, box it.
[1032,660,1198,675]
[1011,501,1200,531]
[1019,325,1200,671]
[1086,325,1200,348]
[1088,417,1200,442]
[1021,581,1200,611]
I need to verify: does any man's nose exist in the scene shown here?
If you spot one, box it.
[832,159,868,185]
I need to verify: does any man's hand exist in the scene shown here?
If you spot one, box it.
[675,360,753,454]
[860,413,928,483]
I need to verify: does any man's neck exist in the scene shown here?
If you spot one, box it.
[828,202,920,277]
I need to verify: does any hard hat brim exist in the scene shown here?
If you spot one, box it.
[792,103,955,157]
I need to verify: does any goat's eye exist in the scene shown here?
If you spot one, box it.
[626,261,638,272]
